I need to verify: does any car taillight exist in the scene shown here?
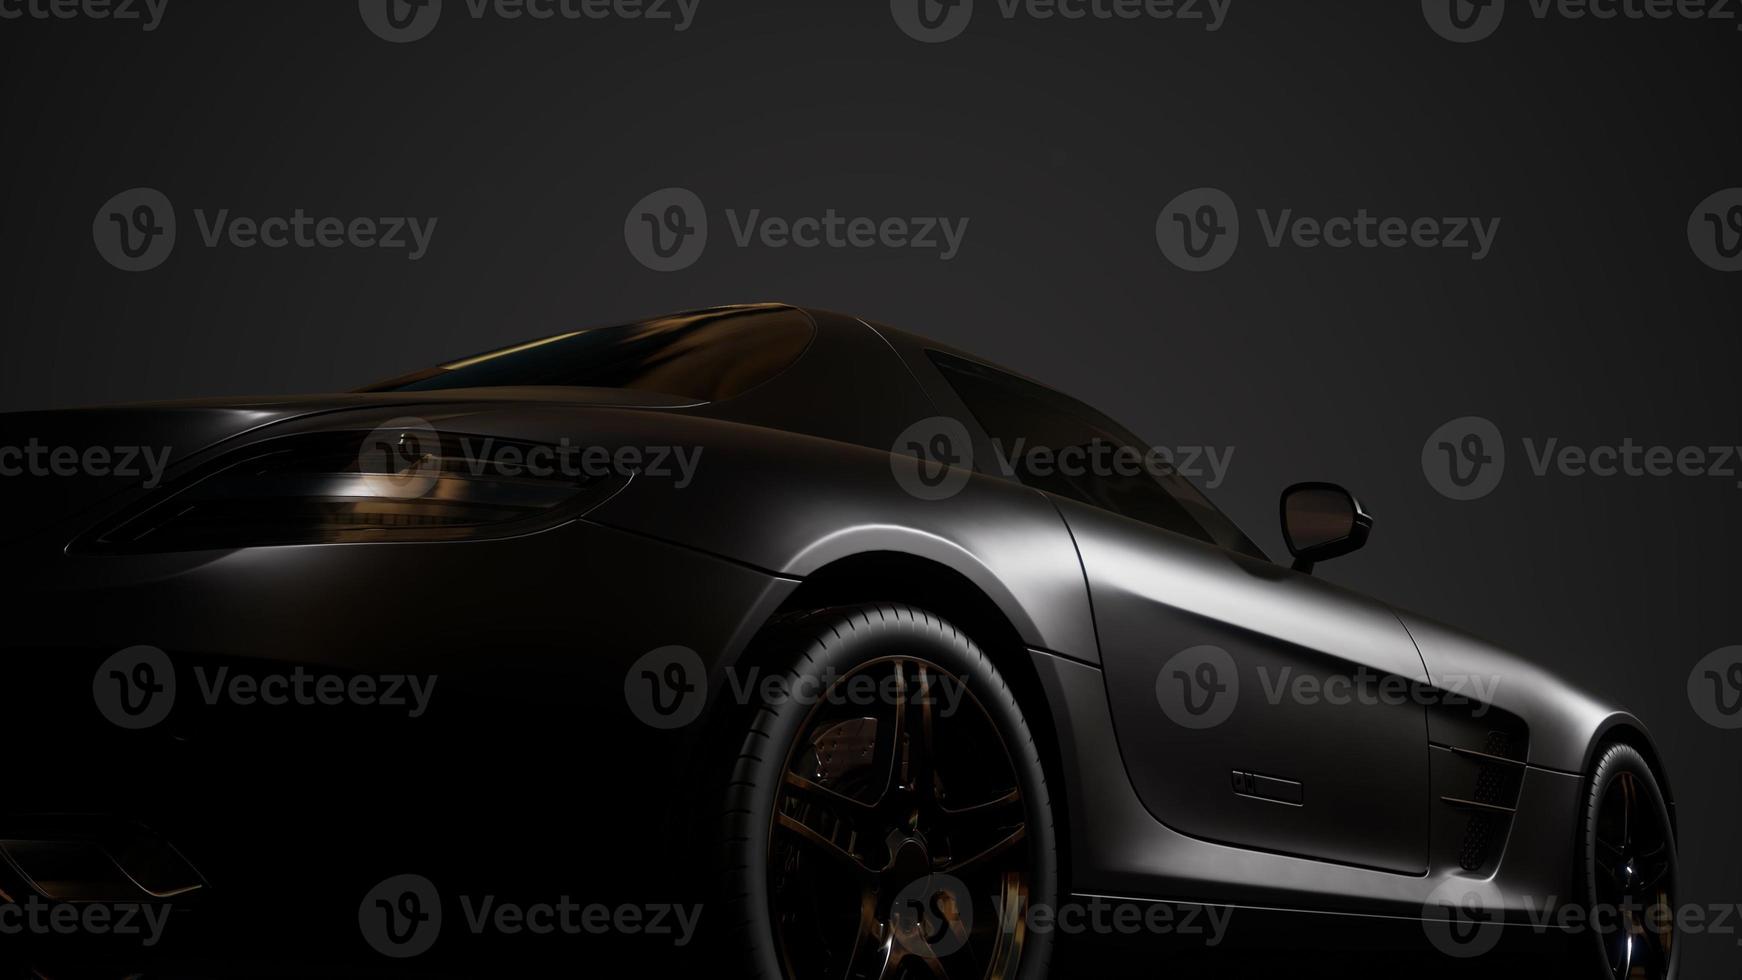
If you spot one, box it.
[81,429,613,552]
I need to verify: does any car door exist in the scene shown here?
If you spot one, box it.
[1055,499,1433,873]
[924,351,1433,874]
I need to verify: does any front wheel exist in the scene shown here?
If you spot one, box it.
[1581,743,1679,979]
[718,604,1058,980]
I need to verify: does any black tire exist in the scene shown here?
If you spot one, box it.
[1580,742,1679,980]
[717,604,1058,980]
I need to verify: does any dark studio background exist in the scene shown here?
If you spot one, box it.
[1,0,1738,975]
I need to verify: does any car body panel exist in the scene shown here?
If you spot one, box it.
[1051,495,1434,875]
[1393,608,1636,776]
[0,303,1671,959]
[1030,648,1587,919]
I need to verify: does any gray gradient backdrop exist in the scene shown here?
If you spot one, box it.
[1,0,1738,973]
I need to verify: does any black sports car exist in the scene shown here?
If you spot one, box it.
[0,304,1676,978]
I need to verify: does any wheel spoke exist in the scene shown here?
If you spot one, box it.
[982,873,1028,980]
[768,651,1036,980]
[1636,855,1672,891]
[1616,906,1639,979]
[944,825,1028,876]
[941,786,1021,819]
[874,948,909,980]
[895,879,971,980]
[914,951,957,980]
[842,889,893,980]
[1635,915,1668,976]
[1619,773,1636,850]
[908,663,940,802]
[1643,902,1673,971]
[785,770,878,813]
[1595,836,1624,863]
[873,661,911,805]
[935,784,1025,876]
[1592,769,1678,980]
[776,811,876,879]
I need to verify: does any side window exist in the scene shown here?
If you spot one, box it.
[926,355,1226,543]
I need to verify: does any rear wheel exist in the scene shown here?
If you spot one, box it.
[719,604,1057,980]
[1581,743,1678,980]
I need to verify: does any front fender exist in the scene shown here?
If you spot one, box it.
[1394,609,1668,786]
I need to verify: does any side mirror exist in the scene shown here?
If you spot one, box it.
[1280,482,1372,574]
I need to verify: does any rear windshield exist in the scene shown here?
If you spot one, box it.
[362,307,814,403]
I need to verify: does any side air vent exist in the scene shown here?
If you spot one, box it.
[1435,731,1528,872]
